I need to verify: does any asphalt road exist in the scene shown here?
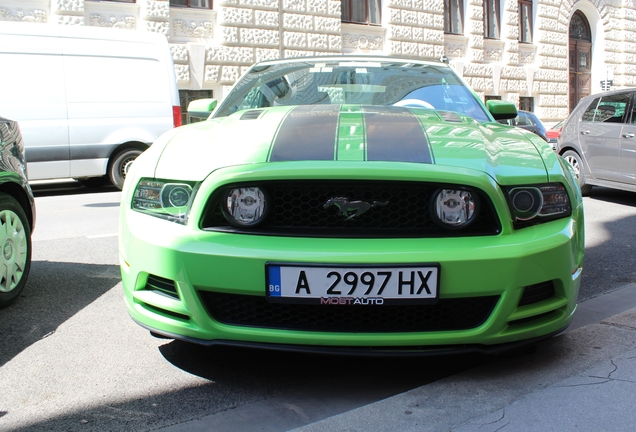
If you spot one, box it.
[0,182,634,431]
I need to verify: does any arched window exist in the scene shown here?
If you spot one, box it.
[569,11,591,42]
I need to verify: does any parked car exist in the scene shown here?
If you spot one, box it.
[0,117,35,307]
[546,119,565,148]
[557,88,636,195]
[119,56,584,355]
[499,110,549,142]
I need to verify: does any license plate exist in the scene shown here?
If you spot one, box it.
[266,264,439,305]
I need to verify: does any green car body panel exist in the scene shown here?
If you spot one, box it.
[119,59,584,354]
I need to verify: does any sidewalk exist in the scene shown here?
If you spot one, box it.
[294,290,636,432]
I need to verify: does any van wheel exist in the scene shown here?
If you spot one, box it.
[562,150,593,196]
[0,193,32,308]
[110,149,142,190]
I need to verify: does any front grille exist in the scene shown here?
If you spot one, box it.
[199,292,499,333]
[200,180,501,238]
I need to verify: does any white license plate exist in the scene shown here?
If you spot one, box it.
[266,264,439,305]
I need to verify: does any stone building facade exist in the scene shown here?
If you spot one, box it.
[0,0,632,123]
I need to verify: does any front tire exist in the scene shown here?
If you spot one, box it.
[0,193,32,308]
[562,150,593,196]
[109,148,143,190]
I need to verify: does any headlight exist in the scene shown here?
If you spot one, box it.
[223,187,268,227]
[132,178,197,224]
[506,183,571,227]
[431,189,478,229]
[508,187,543,220]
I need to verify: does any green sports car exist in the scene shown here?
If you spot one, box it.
[119,56,584,355]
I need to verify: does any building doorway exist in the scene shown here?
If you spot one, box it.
[569,11,592,112]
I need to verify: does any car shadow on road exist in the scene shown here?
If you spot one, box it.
[155,339,489,424]
[0,260,121,367]
[579,190,636,300]
[586,187,636,207]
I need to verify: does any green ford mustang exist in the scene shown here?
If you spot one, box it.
[119,56,584,355]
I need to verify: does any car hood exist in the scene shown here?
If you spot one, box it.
[155,105,547,184]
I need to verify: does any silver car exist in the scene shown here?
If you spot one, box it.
[557,89,636,195]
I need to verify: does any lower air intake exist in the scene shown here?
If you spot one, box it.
[199,292,499,333]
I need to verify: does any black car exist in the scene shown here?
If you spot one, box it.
[0,116,35,307]
[499,110,548,142]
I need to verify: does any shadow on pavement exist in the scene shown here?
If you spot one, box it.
[31,180,118,198]
[587,187,636,207]
[0,261,121,367]
[7,341,490,432]
[578,212,636,301]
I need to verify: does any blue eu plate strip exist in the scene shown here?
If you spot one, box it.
[267,266,281,297]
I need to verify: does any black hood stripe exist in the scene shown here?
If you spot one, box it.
[363,106,433,164]
[268,105,433,164]
[269,105,340,162]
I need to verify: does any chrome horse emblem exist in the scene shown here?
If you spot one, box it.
[324,197,389,220]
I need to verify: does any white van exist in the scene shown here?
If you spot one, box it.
[0,22,181,189]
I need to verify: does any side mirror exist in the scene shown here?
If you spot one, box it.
[486,100,517,120]
[187,98,218,120]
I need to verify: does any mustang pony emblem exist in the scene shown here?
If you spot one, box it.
[324,197,389,220]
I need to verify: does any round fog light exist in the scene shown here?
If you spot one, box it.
[432,189,477,228]
[224,187,268,227]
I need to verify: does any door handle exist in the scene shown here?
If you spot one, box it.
[623,133,635,138]
[581,130,590,135]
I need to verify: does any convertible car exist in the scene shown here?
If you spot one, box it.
[119,56,584,355]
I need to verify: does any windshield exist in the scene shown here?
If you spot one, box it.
[213,59,491,122]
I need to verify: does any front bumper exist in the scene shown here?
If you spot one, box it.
[120,206,583,350]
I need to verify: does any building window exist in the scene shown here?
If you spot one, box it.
[520,96,533,112]
[444,0,463,35]
[341,0,381,25]
[170,0,212,8]
[519,0,532,43]
[180,90,213,125]
[484,0,500,39]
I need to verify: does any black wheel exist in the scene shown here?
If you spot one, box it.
[0,193,32,308]
[109,148,143,190]
[562,150,593,196]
